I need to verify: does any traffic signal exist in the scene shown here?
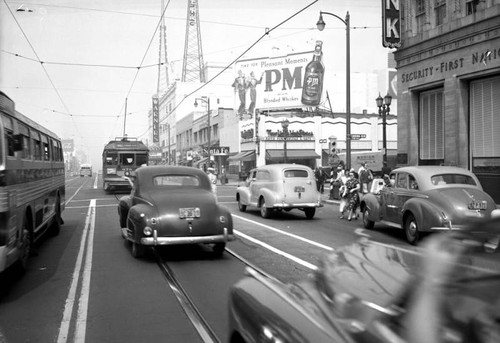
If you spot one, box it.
[328,136,337,155]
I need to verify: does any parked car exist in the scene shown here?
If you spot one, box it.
[360,166,498,244]
[235,164,323,219]
[228,225,500,343]
[117,165,234,258]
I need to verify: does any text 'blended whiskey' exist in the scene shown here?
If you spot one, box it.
[301,40,325,106]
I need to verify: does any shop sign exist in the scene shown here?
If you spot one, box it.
[382,0,401,48]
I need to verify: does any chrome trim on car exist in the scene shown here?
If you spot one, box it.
[271,202,323,208]
[142,228,234,246]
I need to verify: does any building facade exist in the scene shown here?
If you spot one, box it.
[394,0,500,202]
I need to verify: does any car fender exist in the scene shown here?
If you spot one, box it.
[236,187,251,205]
[258,187,277,207]
[127,203,158,239]
[360,193,381,221]
[402,198,444,231]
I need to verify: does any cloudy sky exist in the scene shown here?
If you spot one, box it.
[1,0,390,166]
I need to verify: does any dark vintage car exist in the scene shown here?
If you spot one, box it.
[117,165,234,258]
[360,166,498,244]
[235,164,323,219]
[228,227,500,343]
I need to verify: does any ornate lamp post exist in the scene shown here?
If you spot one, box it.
[316,11,351,170]
[194,96,211,167]
[281,118,289,163]
[376,93,392,163]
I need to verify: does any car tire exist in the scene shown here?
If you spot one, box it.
[362,208,375,230]
[49,195,62,236]
[213,243,225,257]
[15,215,32,275]
[304,208,315,219]
[237,198,247,212]
[405,213,419,245]
[260,198,271,218]
[131,242,145,258]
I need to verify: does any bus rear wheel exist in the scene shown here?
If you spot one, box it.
[15,215,33,275]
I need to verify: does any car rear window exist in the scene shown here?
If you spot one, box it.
[431,173,477,186]
[153,175,200,187]
[283,169,309,178]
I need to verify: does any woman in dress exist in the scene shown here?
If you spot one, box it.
[344,169,361,221]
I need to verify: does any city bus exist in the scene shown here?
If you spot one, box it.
[79,163,92,177]
[0,91,65,274]
[102,137,149,192]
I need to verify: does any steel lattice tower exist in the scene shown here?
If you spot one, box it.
[181,0,205,83]
[157,0,170,94]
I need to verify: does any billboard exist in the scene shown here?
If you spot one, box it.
[232,43,325,116]
[382,0,401,48]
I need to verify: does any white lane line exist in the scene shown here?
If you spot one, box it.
[233,214,334,251]
[65,183,86,205]
[75,199,95,343]
[57,199,96,343]
[234,230,318,270]
[93,175,98,189]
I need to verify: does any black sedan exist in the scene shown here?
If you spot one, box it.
[228,226,500,343]
[118,165,234,258]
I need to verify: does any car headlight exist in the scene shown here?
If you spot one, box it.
[143,226,153,236]
[219,216,226,223]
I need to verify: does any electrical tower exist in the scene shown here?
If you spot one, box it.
[157,0,170,94]
[182,0,206,83]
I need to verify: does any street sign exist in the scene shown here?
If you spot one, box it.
[349,134,366,140]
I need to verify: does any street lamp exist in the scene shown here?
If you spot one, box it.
[281,118,289,163]
[316,11,351,170]
[194,97,211,168]
[376,93,392,163]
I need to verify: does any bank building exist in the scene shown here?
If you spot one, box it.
[393,0,500,203]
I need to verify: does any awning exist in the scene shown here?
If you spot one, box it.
[227,150,255,162]
[266,149,320,160]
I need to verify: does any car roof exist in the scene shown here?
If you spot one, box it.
[252,163,313,172]
[135,165,211,189]
[391,166,482,190]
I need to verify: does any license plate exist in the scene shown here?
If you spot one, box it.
[294,186,305,192]
[179,207,200,219]
[468,200,487,210]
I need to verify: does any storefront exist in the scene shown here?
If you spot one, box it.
[394,11,500,202]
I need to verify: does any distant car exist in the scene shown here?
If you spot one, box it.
[228,228,500,343]
[236,164,323,219]
[117,165,234,258]
[360,166,498,244]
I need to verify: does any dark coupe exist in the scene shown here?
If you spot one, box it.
[360,166,498,244]
[228,229,500,343]
[117,165,234,258]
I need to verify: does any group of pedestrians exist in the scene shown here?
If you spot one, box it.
[330,161,379,221]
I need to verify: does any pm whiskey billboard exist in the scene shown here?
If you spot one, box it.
[232,42,325,116]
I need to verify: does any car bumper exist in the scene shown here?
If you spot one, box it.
[139,227,235,246]
[271,202,323,209]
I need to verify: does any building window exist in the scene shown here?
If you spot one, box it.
[471,77,500,169]
[466,0,480,15]
[435,0,446,26]
[419,89,444,163]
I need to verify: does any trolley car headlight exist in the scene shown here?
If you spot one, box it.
[106,168,116,174]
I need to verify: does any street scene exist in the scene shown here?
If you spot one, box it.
[1,0,500,342]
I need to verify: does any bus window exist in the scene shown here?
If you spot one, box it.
[41,134,50,161]
[18,122,31,159]
[31,131,42,160]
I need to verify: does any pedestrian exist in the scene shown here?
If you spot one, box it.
[207,167,217,194]
[344,169,360,221]
[358,162,373,194]
[381,161,392,178]
[314,167,326,193]
[337,166,348,218]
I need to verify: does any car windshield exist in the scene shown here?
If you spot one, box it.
[431,173,477,186]
[153,175,200,187]
[283,169,309,178]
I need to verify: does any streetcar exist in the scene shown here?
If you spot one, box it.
[102,137,149,192]
[0,91,65,274]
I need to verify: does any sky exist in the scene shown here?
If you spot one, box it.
[1,0,391,167]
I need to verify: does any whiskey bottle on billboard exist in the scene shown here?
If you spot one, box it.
[301,40,324,106]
